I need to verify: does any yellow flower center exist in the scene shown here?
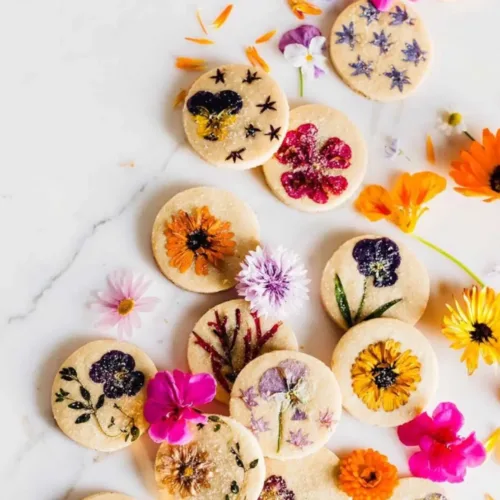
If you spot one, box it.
[448,112,462,127]
[306,54,314,62]
[183,466,194,477]
[118,298,135,316]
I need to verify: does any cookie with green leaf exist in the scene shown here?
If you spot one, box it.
[51,340,156,451]
[320,235,429,329]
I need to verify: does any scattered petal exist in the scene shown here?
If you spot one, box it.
[255,29,277,44]
[119,161,136,168]
[173,89,188,108]
[426,134,436,165]
[184,37,215,45]
[212,4,233,29]
[175,57,207,71]
[245,46,270,73]
[196,9,209,35]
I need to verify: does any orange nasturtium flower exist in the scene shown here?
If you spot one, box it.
[288,0,322,20]
[450,128,500,203]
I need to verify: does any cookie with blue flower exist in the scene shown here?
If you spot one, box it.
[329,0,432,101]
[320,234,429,330]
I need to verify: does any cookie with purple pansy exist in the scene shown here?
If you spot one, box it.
[263,104,367,212]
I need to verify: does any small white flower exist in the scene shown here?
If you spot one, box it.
[283,36,327,80]
[437,111,466,136]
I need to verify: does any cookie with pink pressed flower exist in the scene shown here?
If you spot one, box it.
[229,350,342,460]
[188,299,298,404]
[183,64,289,170]
[84,494,134,500]
[390,478,449,500]
[51,340,156,451]
[263,104,367,212]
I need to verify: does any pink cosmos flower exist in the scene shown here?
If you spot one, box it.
[372,0,418,11]
[397,402,486,483]
[144,370,216,445]
[92,270,160,338]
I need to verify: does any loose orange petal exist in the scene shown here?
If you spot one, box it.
[245,46,270,73]
[175,57,206,71]
[184,37,215,45]
[212,4,233,29]
[255,29,277,44]
[485,495,494,500]
[355,185,395,222]
[173,89,188,108]
[196,9,208,35]
[426,134,436,165]
[294,2,322,15]
[485,428,500,453]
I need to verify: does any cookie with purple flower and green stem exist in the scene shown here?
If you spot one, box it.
[260,448,350,500]
[188,299,298,404]
[229,350,342,460]
[83,494,134,500]
[390,478,449,500]
[329,0,432,101]
[51,340,156,451]
[151,187,260,293]
[320,234,429,330]
[183,64,289,170]
[263,104,367,213]
[155,415,265,500]
[331,318,438,427]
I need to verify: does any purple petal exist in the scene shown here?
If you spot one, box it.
[279,25,322,53]
[314,66,325,78]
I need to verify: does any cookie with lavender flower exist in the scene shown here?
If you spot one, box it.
[188,299,298,404]
[321,235,429,329]
[263,104,367,212]
[229,350,342,460]
[390,478,449,500]
[183,64,289,170]
[51,340,156,451]
[329,0,432,101]
[152,187,260,293]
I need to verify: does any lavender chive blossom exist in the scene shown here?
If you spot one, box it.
[291,408,307,421]
[335,22,357,50]
[359,1,381,26]
[384,66,411,92]
[402,39,427,66]
[349,56,374,79]
[240,387,259,408]
[318,408,335,429]
[248,414,270,435]
[389,6,415,26]
[286,429,313,449]
[370,30,394,55]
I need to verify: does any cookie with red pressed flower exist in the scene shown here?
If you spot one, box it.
[229,350,342,460]
[263,104,367,212]
[183,64,289,170]
[51,340,156,451]
[83,494,134,500]
[188,299,298,404]
[330,0,432,101]
[390,478,449,500]
[151,187,260,293]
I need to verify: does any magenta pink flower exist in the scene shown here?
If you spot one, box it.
[144,370,216,445]
[275,123,350,204]
[92,270,160,338]
[372,0,418,12]
[397,402,486,483]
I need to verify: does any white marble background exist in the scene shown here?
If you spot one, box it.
[1,0,500,498]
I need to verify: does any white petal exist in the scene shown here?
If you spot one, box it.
[308,36,326,55]
[301,61,316,80]
[312,54,328,71]
[284,44,308,68]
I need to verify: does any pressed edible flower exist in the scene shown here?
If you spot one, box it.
[437,111,467,137]
[212,4,233,29]
[288,0,322,20]
[236,246,310,319]
[442,285,500,375]
[338,449,399,500]
[144,370,216,444]
[385,137,410,161]
[450,128,500,202]
[92,270,160,339]
[426,134,436,165]
[184,37,214,45]
[397,402,486,483]
[175,57,207,71]
[255,29,277,44]
[173,89,188,108]
[245,46,270,73]
[371,0,420,11]
[196,9,208,35]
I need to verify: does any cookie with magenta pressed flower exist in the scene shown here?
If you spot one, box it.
[188,299,298,404]
[183,64,289,170]
[330,0,432,101]
[321,234,429,329]
[262,448,349,499]
[83,494,134,500]
[229,350,342,460]
[263,104,367,212]
[155,415,265,500]
[151,187,260,293]
[51,340,156,451]
[390,478,449,500]
[331,318,438,427]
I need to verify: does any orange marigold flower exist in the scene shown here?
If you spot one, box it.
[355,171,446,233]
[338,449,399,500]
[165,206,236,276]
[288,0,322,20]
[175,57,207,71]
[212,4,233,29]
[450,128,500,203]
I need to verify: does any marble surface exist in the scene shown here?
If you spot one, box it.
[2,0,500,498]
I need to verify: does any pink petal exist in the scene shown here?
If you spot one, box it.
[398,412,434,446]
[129,310,142,329]
[144,398,175,423]
[371,0,392,11]
[180,407,208,425]
[119,315,133,338]
[147,371,181,407]
[135,296,160,312]
[133,276,151,298]
[148,417,192,445]
[433,402,464,436]
[182,372,217,406]
[454,433,487,467]
[95,310,121,328]
[122,269,135,297]
[409,451,448,482]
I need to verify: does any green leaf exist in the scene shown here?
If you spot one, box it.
[214,424,221,432]
[68,402,85,410]
[75,413,91,424]
[80,387,91,401]
[249,459,259,469]
[196,423,205,430]
[108,416,115,429]
[225,495,230,500]
[130,426,140,441]
[363,298,403,322]
[67,367,77,377]
[208,415,220,422]
[95,394,105,409]
[335,274,353,328]
[230,481,239,494]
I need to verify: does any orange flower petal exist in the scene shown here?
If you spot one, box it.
[245,46,270,73]
[426,134,436,165]
[294,2,322,15]
[212,4,233,29]
[175,57,207,71]
[255,29,277,44]
[184,37,214,45]
[173,89,188,108]
[411,171,447,205]
[355,185,395,222]
[196,9,208,35]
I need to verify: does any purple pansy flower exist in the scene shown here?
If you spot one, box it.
[258,476,296,500]
[259,359,308,403]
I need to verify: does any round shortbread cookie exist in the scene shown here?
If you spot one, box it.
[321,235,429,330]
[188,299,298,404]
[51,340,156,452]
[230,350,342,460]
[155,415,265,500]
[331,318,438,427]
[262,448,349,499]
[83,494,134,500]
[152,187,260,293]
[390,478,449,499]
[330,0,432,101]
[183,64,289,170]
[263,104,367,212]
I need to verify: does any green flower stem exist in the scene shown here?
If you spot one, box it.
[463,131,476,142]
[354,278,368,323]
[299,68,304,98]
[277,403,284,453]
[412,234,485,287]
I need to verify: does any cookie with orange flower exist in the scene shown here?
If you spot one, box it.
[152,187,260,293]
